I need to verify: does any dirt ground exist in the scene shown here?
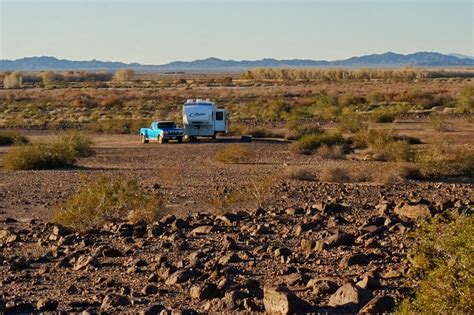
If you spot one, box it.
[0,117,473,313]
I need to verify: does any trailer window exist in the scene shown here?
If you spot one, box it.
[216,112,224,120]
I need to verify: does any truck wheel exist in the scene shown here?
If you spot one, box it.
[177,137,183,143]
[141,135,149,144]
[163,139,169,143]
[211,133,217,140]
[158,135,163,144]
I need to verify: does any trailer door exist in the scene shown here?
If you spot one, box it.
[214,110,227,133]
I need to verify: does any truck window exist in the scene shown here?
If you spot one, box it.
[216,112,224,120]
[158,122,176,129]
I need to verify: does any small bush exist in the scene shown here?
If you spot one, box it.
[114,69,135,82]
[215,144,256,163]
[398,211,473,314]
[457,85,474,113]
[54,176,163,231]
[0,131,29,146]
[58,131,95,158]
[282,166,316,181]
[3,143,76,170]
[3,132,94,170]
[285,121,323,140]
[289,132,343,155]
[354,129,413,161]
[416,141,474,178]
[319,166,352,183]
[370,108,396,123]
[244,127,285,139]
[337,111,367,133]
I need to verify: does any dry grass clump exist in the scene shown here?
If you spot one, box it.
[398,210,473,314]
[319,166,352,183]
[457,85,474,113]
[282,166,316,181]
[289,132,343,155]
[215,144,256,163]
[243,127,285,139]
[416,140,474,178]
[429,113,454,132]
[284,121,323,140]
[0,131,29,146]
[114,69,135,82]
[336,111,367,133]
[54,176,163,231]
[316,144,345,159]
[3,132,94,170]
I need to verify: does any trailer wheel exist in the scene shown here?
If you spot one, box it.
[141,135,149,144]
[211,133,217,140]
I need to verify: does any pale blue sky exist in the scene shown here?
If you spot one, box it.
[1,0,472,64]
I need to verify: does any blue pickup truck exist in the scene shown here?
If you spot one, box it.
[139,121,184,144]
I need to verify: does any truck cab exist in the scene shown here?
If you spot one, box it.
[139,121,184,144]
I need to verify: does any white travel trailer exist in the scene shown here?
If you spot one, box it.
[182,99,227,139]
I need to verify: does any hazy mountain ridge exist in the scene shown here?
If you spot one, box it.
[1,52,473,71]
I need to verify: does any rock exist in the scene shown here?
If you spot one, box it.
[323,230,355,247]
[285,207,304,215]
[356,275,381,290]
[274,247,291,257]
[300,239,316,251]
[74,255,99,271]
[263,286,312,314]
[190,283,219,300]
[190,225,216,235]
[36,298,59,312]
[328,283,373,309]
[243,298,261,312]
[223,235,239,250]
[216,212,239,225]
[307,278,339,295]
[100,294,131,310]
[394,202,433,219]
[141,304,165,315]
[339,253,370,267]
[160,214,176,225]
[219,253,240,265]
[316,202,348,214]
[102,247,123,257]
[142,284,158,295]
[359,296,395,313]
[52,225,73,236]
[5,302,35,314]
[165,269,201,285]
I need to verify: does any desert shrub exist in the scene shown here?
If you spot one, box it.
[285,121,323,140]
[316,144,345,159]
[370,107,396,123]
[371,165,423,184]
[3,132,94,170]
[215,144,256,163]
[429,113,454,132]
[0,131,29,146]
[282,166,316,181]
[289,132,343,155]
[354,129,413,161]
[114,69,135,82]
[41,71,64,88]
[416,140,474,178]
[3,71,22,88]
[58,131,95,158]
[243,127,285,139]
[457,85,474,113]
[337,110,367,133]
[54,176,163,231]
[3,142,76,170]
[319,166,352,183]
[398,210,473,314]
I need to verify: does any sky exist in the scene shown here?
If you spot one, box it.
[0,0,473,64]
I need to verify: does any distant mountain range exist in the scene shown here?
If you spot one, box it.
[1,52,473,72]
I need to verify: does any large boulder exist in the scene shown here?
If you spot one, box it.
[263,286,313,314]
[328,283,373,309]
[394,201,434,219]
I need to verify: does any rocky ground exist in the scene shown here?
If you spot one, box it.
[0,127,473,313]
[1,180,472,313]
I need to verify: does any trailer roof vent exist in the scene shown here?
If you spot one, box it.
[186,99,193,103]
[196,99,203,102]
